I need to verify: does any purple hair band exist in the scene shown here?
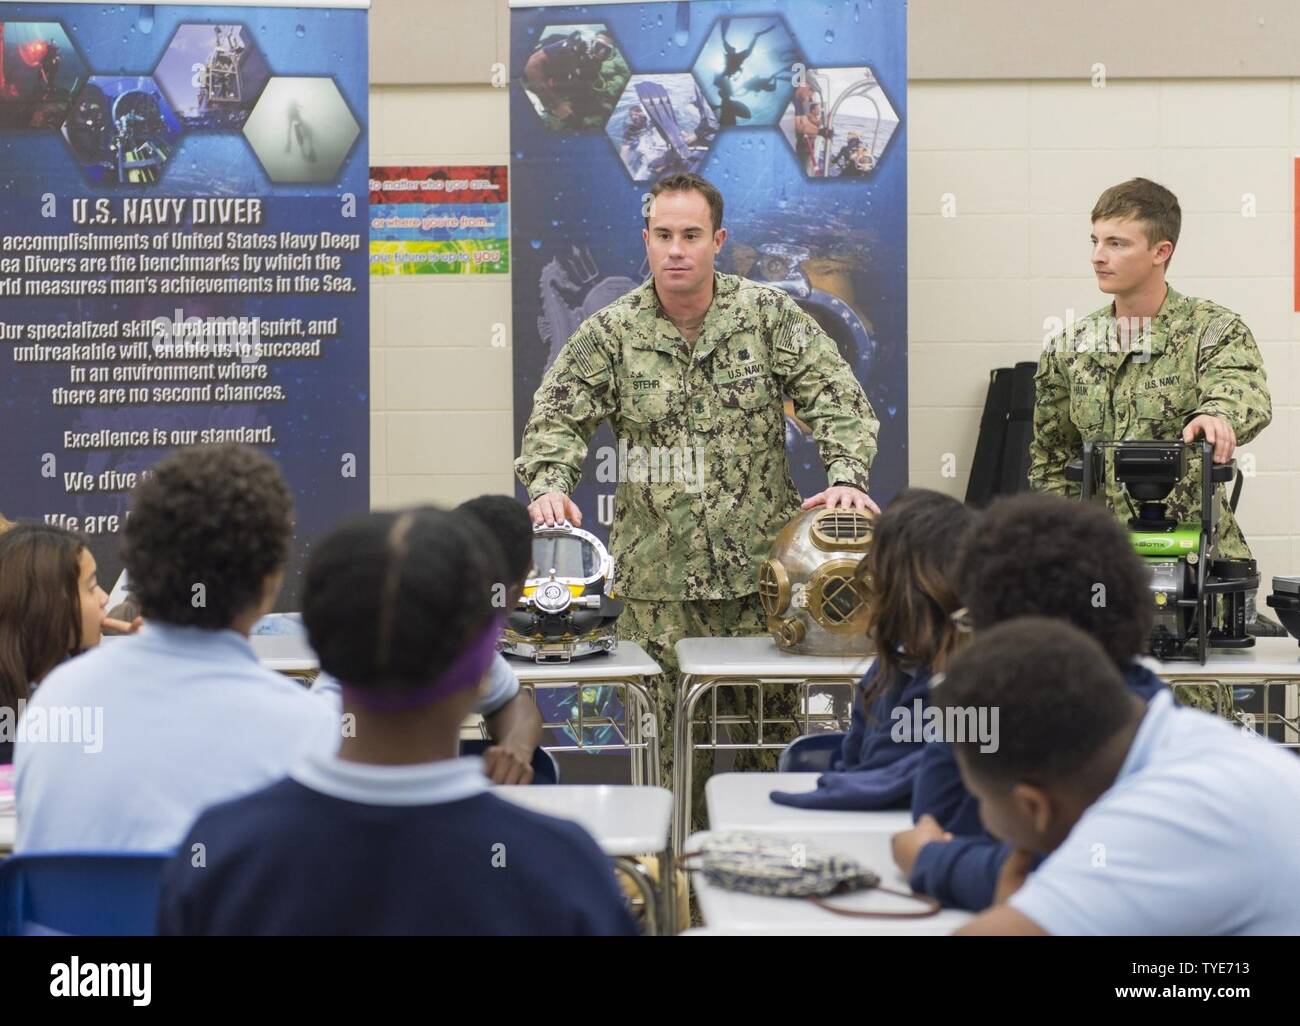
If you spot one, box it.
[339,615,504,712]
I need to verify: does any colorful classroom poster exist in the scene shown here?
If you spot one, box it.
[369,164,509,275]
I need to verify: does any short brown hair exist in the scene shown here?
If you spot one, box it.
[646,172,724,233]
[1091,177,1181,269]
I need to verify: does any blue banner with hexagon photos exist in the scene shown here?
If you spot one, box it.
[509,0,907,539]
[0,1,369,608]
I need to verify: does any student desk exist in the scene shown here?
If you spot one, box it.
[248,635,665,785]
[687,827,973,935]
[673,637,871,853]
[498,784,676,935]
[1153,637,1300,747]
[249,633,319,681]
[706,772,913,835]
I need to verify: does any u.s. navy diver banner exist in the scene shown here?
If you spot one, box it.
[509,0,906,538]
[0,1,369,606]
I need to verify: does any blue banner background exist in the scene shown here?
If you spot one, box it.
[0,3,369,607]
[509,0,908,543]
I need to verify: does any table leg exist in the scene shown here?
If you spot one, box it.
[612,856,659,936]
[671,673,858,853]
[628,679,644,788]
[672,673,706,857]
[619,676,662,787]
[659,843,677,936]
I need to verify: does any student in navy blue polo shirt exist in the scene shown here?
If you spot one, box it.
[892,493,1169,910]
[157,507,637,936]
[309,494,544,784]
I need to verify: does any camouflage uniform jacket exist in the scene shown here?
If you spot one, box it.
[1028,286,1271,559]
[515,272,879,600]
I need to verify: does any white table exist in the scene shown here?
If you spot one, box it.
[249,633,319,676]
[706,773,913,835]
[674,636,872,852]
[1152,636,1300,745]
[687,828,972,935]
[498,785,675,935]
[503,644,664,786]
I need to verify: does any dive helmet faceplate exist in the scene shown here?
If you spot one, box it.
[501,523,625,663]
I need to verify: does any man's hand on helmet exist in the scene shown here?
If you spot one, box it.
[528,491,583,528]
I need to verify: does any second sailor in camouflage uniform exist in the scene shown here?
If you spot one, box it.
[1030,286,1270,560]
[1029,179,1271,713]
[515,173,879,809]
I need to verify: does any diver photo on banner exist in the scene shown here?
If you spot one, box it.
[0,1,369,607]
[509,0,907,542]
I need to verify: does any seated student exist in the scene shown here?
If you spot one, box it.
[770,489,978,809]
[310,494,543,784]
[892,492,1168,910]
[942,619,1300,935]
[15,444,337,852]
[157,508,638,936]
[0,524,113,764]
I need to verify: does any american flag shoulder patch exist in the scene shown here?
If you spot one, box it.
[1198,312,1236,351]
[569,332,610,380]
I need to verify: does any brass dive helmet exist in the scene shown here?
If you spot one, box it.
[501,524,624,663]
[759,507,875,656]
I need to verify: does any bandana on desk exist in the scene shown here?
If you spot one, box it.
[684,831,940,918]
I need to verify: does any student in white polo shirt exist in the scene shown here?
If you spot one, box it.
[14,444,337,853]
[942,619,1300,936]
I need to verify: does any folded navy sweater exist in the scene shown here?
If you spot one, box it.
[770,660,933,810]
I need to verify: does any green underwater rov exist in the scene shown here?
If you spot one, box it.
[1066,440,1258,662]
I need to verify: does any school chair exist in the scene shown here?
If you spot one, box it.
[778,732,845,773]
[0,852,172,936]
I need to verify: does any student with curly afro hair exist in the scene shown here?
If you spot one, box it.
[120,444,294,629]
[15,444,337,853]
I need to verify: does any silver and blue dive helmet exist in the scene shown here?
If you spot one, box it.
[500,524,625,663]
